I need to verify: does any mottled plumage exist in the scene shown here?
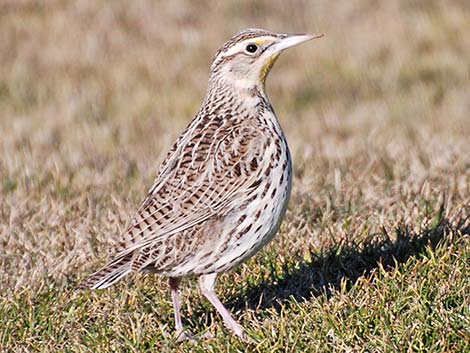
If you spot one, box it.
[79,28,322,341]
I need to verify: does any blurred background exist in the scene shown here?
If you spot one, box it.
[1,0,469,296]
[1,1,470,351]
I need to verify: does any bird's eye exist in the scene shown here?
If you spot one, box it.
[245,44,258,54]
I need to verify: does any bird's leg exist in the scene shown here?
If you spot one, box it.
[199,273,246,341]
[169,277,190,341]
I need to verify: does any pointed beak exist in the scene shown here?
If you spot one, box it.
[269,33,324,53]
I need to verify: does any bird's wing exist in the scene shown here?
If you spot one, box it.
[113,118,272,256]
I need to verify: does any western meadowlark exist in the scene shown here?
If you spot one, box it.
[79,28,323,341]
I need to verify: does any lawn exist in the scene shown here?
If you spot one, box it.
[1,1,469,352]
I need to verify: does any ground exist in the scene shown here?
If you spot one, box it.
[0,1,469,352]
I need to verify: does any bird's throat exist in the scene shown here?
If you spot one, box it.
[260,53,280,85]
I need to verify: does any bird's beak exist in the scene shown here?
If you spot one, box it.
[269,33,324,53]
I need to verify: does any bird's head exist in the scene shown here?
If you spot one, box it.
[210,28,323,90]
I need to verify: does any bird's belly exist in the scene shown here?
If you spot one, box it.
[194,154,292,274]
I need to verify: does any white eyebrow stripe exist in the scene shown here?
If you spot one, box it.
[221,36,276,57]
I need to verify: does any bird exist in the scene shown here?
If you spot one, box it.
[79,28,323,341]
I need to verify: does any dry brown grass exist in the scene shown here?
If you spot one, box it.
[1,1,469,352]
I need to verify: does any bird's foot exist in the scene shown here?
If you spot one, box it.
[201,331,214,340]
[175,329,193,343]
[229,323,248,342]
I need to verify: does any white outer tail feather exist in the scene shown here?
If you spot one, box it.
[90,265,132,289]
[79,253,135,290]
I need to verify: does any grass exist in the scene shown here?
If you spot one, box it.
[1,0,469,352]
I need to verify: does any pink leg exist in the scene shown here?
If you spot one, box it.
[199,273,246,341]
[169,277,190,341]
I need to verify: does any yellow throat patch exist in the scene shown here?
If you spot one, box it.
[260,53,280,84]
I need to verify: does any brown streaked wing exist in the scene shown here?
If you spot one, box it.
[113,121,269,259]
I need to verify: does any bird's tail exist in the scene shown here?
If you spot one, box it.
[77,252,134,290]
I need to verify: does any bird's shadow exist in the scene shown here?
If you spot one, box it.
[190,204,469,326]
